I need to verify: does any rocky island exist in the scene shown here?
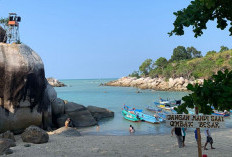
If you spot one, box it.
[47,77,66,87]
[104,76,203,91]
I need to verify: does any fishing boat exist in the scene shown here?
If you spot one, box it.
[212,111,230,117]
[134,111,160,124]
[157,112,166,120]
[146,106,162,112]
[122,110,140,122]
[154,99,181,106]
[123,105,143,112]
[156,104,176,110]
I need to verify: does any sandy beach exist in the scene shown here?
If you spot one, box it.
[3,128,232,157]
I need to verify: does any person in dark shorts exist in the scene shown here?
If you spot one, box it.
[181,128,187,147]
[171,127,183,148]
[204,128,215,150]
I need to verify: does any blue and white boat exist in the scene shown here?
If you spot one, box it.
[134,111,160,124]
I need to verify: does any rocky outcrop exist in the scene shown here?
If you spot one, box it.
[54,101,97,128]
[0,26,6,43]
[87,106,114,121]
[104,77,204,91]
[53,100,114,128]
[0,43,55,134]
[47,77,66,87]
[0,43,114,134]
[21,126,49,144]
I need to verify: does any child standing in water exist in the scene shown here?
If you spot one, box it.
[129,125,135,133]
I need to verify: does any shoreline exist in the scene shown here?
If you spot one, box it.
[103,77,204,91]
[6,128,232,157]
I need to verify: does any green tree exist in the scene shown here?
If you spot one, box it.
[153,57,168,70]
[187,47,202,58]
[169,0,232,37]
[0,17,9,30]
[139,59,153,76]
[206,50,217,56]
[129,71,140,78]
[170,46,191,61]
[175,70,232,114]
[219,46,229,52]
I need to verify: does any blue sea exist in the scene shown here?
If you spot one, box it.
[55,79,231,135]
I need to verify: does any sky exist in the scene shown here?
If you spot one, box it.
[1,0,232,79]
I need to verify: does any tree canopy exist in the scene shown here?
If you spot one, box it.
[169,0,232,37]
[219,46,229,52]
[170,46,191,61]
[139,59,153,76]
[187,46,202,58]
[175,69,232,114]
[153,57,168,69]
[129,46,231,79]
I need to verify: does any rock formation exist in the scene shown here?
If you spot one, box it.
[21,126,49,144]
[0,26,6,43]
[0,43,114,134]
[104,77,204,91]
[47,77,66,87]
[0,138,15,155]
[0,43,55,134]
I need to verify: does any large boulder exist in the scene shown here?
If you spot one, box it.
[55,102,97,128]
[21,126,49,144]
[51,98,65,119]
[64,102,86,114]
[67,110,97,127]
[0,43,55,133]
[87,106,114,121]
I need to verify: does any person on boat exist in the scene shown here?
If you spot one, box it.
[171,127,183,148]
[129,125,135,133]
[181,128,187,147]
[204,128,215,150]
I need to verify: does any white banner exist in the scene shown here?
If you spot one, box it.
[166,114,225,128]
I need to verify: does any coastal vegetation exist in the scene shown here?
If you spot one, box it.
[175,69,232,114]
[129,45,232,80]
[169,0,232,37]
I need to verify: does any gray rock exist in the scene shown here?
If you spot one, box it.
[47,77,66,87]
[24,144,31,147]
[0,26,6,43]
[56,114,69,128]
[4,148,13,155]
[52,127,81,137]
[21,126,49,144]
[0,138,15,155]
[0,43,54,133]
[0,131,15,142]
[68,110,97,127]
[0,107,42,134]
[87,106,114,121]
[65,102,86,114]
[52,98,65,118]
